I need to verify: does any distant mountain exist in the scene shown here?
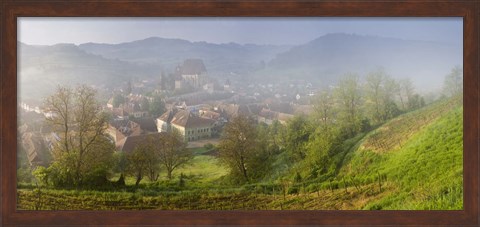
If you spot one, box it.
[18,42,156,99]
[19,33,462,100]
[78,37,292,77]
[260,33,462,91]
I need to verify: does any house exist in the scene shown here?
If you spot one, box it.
[156,108,179,132]
[199,109,226,136]
[19,127,49,167]
[107,119,142,148]
[130,117,158,133]
[121,102,148,118]
[216,103,263,121]
[107,94,149,119]
[257,108,294,125]
[156,108,215,142]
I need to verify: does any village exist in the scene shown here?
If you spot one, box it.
[18,58,317,168]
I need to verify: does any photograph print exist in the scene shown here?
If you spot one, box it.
[16,17,463,210]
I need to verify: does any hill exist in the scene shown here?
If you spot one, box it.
[259,33,461,91]
[78,37,292,77]
[337,96,463,209]
[18,42,157,99]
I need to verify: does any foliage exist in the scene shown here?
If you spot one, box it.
[43,85,115,187]
[218,115,263,184]
[443,65,463,97]
[112,93,125,108]
[334,73,363,137]
[148,95,166,118]
[284,115,312,161]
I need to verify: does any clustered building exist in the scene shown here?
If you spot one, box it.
[19,58,315,168]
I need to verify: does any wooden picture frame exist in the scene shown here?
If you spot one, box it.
[1,0,478,226]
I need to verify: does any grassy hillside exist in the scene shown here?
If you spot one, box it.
[339,96,463,209]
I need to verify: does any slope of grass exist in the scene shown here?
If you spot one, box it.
[359,96,461,153]
[339,97,463,210]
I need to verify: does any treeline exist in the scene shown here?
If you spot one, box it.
[218,66,463,185]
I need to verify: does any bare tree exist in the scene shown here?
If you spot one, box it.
[126,138,159,186]
[157,130,192,180]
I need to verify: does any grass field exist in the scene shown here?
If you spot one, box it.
[339,97,463,210]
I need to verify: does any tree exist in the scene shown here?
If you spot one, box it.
[140,97,150,112]
[334,73,363,137]
[398,78,415,111]
[443,65,463,97]
[43,85,114,187]
[305,125,340,177]
[218,115,258,183]
[267,120,287,154]
[126,137,160,186]
[313,89,335,129]
[364,69,385,124]
[407,94,425,110]
[382,76,401,119]
[157,130,192,180]
[149,95,166,118]
[112,93,125,108]
[285,115,312,161]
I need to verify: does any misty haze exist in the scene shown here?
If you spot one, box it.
[17,18,463,210]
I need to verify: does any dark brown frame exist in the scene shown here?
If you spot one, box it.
[1,0,478,226]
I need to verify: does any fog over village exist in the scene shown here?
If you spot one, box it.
[17,18,463,210]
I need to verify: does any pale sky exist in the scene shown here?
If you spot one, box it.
[18,17,462,46]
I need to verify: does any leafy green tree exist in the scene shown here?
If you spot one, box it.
[334,73,363,137]
[285,115,312,161]
[305,126,339,177]
[218,115,258,183]
[44,85,115,187]
[443,65,463,97]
